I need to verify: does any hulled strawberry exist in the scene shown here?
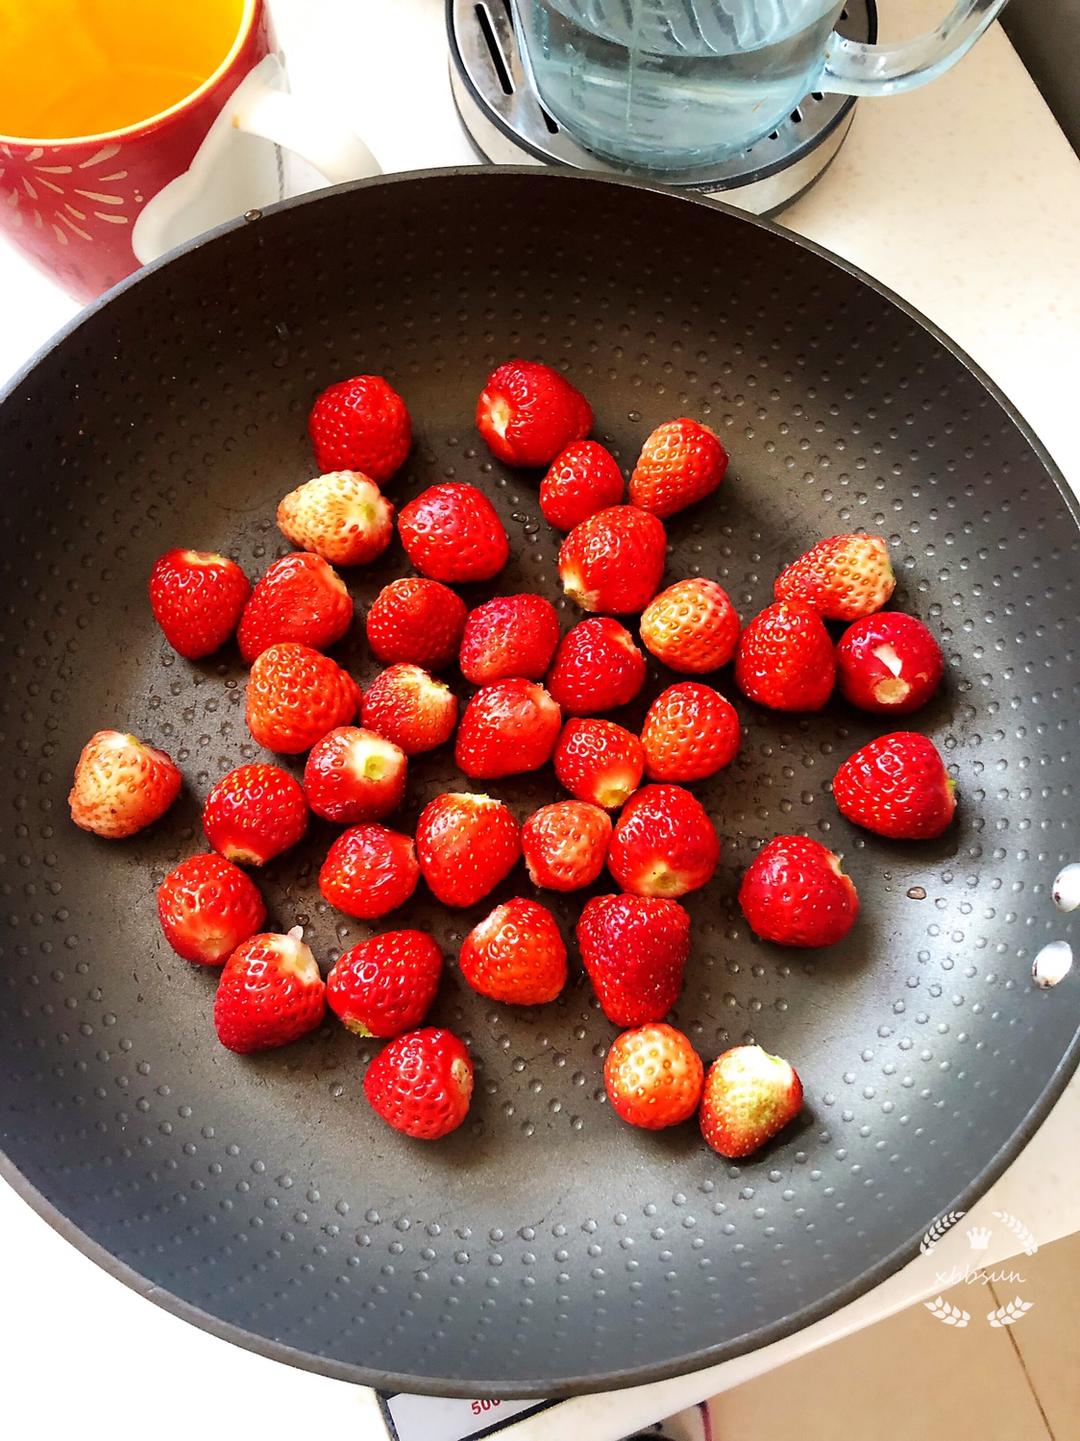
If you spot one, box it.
[459,593,561,685]
[157,853,266,965]
[327,930,443,1037]
[604,1024,704,1130]
[639,578,740,674]
[148,549,250,659]
[576,892,690,1026]
[365,577,467,671]
[69,730,181,839]
[245,642,360,753]
[361,663,458,755]
[629,418,728,518]
[213,927,326,1053]
[318,824,420,920]
[415,792,521,907]
[546,617,646,715]
[398,482,509,582]
[364,1027,474,1140]
[203,762,308,864]
[641,682,741,782]
[608,784,720,898]
[735,600,835,711]
[458,898,567,1004]
[476,359,592,467]
[835,611,944,714]
[308,374,411,483]
[558,505,666,614]
[833,732,956,840]
[540,440,625,531]
[303,726,407,824]
[522,799,612,891]
[739,835,859,947]
[700,1045,803,1159]
[237,551,353,664]
[277,470,394,567]
[553,718,645,809]
[774,533,895,621]
[454,679,561,780]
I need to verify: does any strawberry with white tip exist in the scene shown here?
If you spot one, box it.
[213,927,326,1053]
[277,470,394,567]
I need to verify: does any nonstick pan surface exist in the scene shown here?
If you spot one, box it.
[1,170,1077,1398]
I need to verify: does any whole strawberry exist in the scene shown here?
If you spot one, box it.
[577,893,690,1026]
[415,792,521,907]
[157,854,266,966]
[149,549,250,659]
[318,824,419,920]
[237,551,353,664]
[739,835,859,947]
[774,533,895,621]
[308,374,411,483]
[277,470,394,567]
[69,730,181,839]
[522,800,612,891]
[459,593,561,685]
[546,617,646,715]
[303,726,407,824]
[608,784,720,898]
[629,418,728,518]
[833,732,956,840]
[640,578,740,674]
[203,762,308,864]
[735,600,836,711]
[641,682,741,782]
[459,898,567,1004]
[558,505,666,614]
[700,1045,803,1159]
[476,359,592,467]
[327,930,442,1037]
[836,611,944,714]
[540,440,625,531]
[366,577,467,671]
[604,1024,704,1130]
[553,718,645,809]
[398,483,509,583]
[214,928,326,1053]
[361,664,458,754]
[246,642,360,753]
[454,679,562,780]
[364,1027,474,1140]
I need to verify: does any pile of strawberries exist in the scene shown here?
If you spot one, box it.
[68,359,956,1157]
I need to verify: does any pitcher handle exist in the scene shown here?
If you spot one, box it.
[233,80,381,184]
[820,0,1010,96]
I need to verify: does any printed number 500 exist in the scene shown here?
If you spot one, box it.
[470,1399,501,1415]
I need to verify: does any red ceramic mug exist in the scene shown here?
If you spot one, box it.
[0,0,378,300]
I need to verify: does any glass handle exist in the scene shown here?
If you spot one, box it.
[820,0,1011,96]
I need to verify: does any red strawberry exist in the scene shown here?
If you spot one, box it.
[553,718,645,809]
[459,594,561,685]
[739,835,859,947]
[540,441,625,531]
[735,600,836,712]
[148,549,250,660]
[558,505,666,614]
[604,1024,704,1129]
[308,374,411,483]
[245,642,360,754]
[774,533,895,621]
[415,792,521,907]
[398,483,509,583]
[547,617,646,715]
[366,577,467,671]
[156,854,266,966]
[213,927,326,1054]
[700,1045,803,1159]
[833,731,956,840]
[277,470,394,568]
[629,418,728,518]
[454,679,561,780]
[608,784,720,898]
[476,359,592,467]
[835,611,944,714]
[203,762,308,865]
[69,730,181,839]
[327,930,442,1037]
[364,1027,473,1140]
[459,898,567,1004]
[318,824,420,920]
[640,578,740,674]
[641,683,741,782]
[361,664,458,755]
[303,726,406,824]
[576,892,690,1026]
[237,551,353,664]
[522,800,612,891]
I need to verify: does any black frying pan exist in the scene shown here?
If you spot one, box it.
[0,169,1077,1398]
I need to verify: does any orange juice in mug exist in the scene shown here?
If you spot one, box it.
[0,0,378,299]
